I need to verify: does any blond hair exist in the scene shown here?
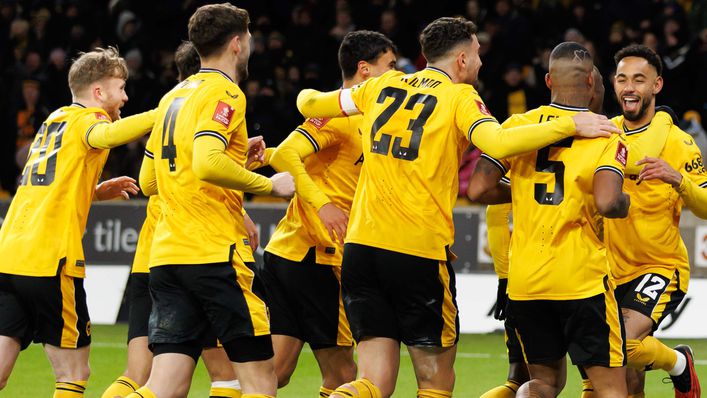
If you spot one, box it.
[68,46,128,96]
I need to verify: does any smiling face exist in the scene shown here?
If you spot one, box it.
[97,76,128,120]
[614,56,663,123]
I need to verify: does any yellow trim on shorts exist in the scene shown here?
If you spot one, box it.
[604,288,626,367]
[514,328,529,364]
[332,267,354,346]
[437,262,458,347]
[231,257,270,336]
[60,273,80,348]
[650,273,679,324]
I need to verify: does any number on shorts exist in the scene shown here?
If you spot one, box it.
[634,274,666,301]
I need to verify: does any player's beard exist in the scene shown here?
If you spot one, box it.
[622,96,652,122]
[236,58,249,83]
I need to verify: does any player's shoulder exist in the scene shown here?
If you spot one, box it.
[665,124,702,155]
[501,109,537,128]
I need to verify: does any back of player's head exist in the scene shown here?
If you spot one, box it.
[175,41,200,81]
[614,44,663,76]
[549,41,592,65]
[338,30,395,79]
[68,46,128,96]
[188,3,250,59]
[419,17,477,63]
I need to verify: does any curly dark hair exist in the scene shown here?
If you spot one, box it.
[614,44,663,76]
[338,30,396,79]
[188,3,249,59]
[419,17,478,63]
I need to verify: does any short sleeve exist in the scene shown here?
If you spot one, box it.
[595,135,628,178]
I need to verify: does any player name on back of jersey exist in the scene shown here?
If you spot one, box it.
[401,75,443,89]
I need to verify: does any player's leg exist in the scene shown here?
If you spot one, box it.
[568,289,627,398]
[27,272,92,397]
[103,273,152,397]
[299,261,356,393]
[508,299,569,398]
[202,347,241,398]
[200,261,277,396]
[0,273,30,390]
[331,244,401,398]
[0,336,20,390]
[617,273,698,396]
[407,345,456,397]
[126,265,205,398]
[516,359,567,398]
[260,252,306,388]
[480,318,529,398]
[332,337,399,398]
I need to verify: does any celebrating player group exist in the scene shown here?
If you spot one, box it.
[0,2,703,398]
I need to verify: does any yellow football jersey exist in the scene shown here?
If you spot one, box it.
[147,69,252,266]
[266,115,363,266]
[132,195,254,273]
[0,104,110,277]
[605,116,707,292]
[339,67,499,260]
[489,104,628,300]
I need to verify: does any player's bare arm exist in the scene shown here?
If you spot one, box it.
[467,158,510,204]
[594,170,630,218]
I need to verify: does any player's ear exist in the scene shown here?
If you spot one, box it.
[230,34,241,56]
[587,69,594,90]
[654,75,664,95]
[544,72,552,90]
[357,60,370,78]
[92,82,104,102]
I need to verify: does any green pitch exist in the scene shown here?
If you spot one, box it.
[3,324,705,397]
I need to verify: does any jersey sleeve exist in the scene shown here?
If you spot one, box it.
[296,117,342,152]
[674,131,707,218]
[193,88,244,147]
[139,132,158,196]
[594,135,628,178]
[476,114,525,174]
[486,204,512,278]
[270,127,332,210]
[341,69,402,116]
[84,109,156,149]
[457,88,576,159]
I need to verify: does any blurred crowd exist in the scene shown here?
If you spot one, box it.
[1,0,707,198]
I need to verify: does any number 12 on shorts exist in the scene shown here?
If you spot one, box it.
[634,274,667,301]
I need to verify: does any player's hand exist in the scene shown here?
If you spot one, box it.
[572,113,621,138]
[655,105,679,125]
[270,172,295,198]
[494,278,508,320]
[95,176,139,201]
[318,203,349,245]
[243,212,259,252]
[636,157,683,188]
[246,135,266,167]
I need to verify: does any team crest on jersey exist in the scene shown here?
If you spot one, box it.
[213,101,235,127]
[475,100,492,116]
[615,141,628,166]
[95,113,109,121]
[306,117,330,130]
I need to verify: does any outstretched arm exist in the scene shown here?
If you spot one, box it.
[85,109,157,149]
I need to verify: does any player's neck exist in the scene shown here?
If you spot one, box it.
[624,109,655,130]
[72,96,100,109]
[426,62,459,83]
[550,92,591,110]
[200,58,236,83]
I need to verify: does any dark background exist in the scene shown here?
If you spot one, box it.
[2,0,707,197]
